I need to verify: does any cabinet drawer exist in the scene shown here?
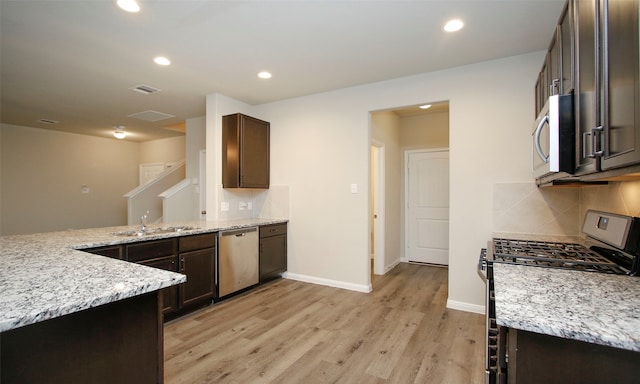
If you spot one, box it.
[259,223,287,238]
[126,239,176,262]
[179,233,216,253]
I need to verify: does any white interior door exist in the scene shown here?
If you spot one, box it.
[406,150,449,265]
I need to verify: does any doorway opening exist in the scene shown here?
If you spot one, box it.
[369,101,450,280]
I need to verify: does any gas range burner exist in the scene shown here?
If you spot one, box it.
[492,238,629,275]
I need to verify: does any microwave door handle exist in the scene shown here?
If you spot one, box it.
[583,131,594,158]
[534,115,550,162]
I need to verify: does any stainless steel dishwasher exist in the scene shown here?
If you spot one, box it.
[218,226,259,297]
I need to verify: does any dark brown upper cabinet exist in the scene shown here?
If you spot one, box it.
[222,113,270,189]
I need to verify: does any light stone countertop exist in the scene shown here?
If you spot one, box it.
[0,218,287,333]
[493,262,640,352]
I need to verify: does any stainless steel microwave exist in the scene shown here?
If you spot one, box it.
[531,94,575,178]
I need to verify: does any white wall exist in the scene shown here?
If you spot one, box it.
[231,51,543,309]
[186,116,206,180]
[400,110,449,149]
[1,123,140,235]
[0,123,191,235]
[140,136,185,165]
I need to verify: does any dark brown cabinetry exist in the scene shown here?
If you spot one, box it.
[574,0,600,174]
[540,0,640,179]
[85,234,217,317]
[259,223,287,282]
[507,328,640,384]
[125,239,180,315]
[222,113,270,189]
[599,0,640,171]
[535,1,573,116]
[575,0,640,174]
[178,233,217,307]
[82,244,123,259]
[2,292,163,384]
[140,255,179,314]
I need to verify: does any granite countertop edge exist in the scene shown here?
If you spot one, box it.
[493,263,640,352]
[0,217,288,333]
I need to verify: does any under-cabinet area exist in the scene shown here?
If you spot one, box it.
[82,220,287,321]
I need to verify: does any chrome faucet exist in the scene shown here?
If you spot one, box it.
[140,211,149,232]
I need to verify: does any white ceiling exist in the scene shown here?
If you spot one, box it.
[0,0,564,142]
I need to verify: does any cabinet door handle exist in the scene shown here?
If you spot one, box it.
[584,126,604,159]
[592,126,604,157]
[549,78,560,96]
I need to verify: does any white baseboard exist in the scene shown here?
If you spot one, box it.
[282,272,372,293]
[384,259,401,274]
[446,299,485,315]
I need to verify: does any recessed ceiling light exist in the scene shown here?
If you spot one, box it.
[444,19,464,32]
[115,0,141,13]
[154,56,171,66]
[419,104,432,110]
[258,71,272,79]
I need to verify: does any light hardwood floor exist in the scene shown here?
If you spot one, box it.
[164,262,485,384]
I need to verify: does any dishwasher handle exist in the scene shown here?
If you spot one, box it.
[219,226,258,237]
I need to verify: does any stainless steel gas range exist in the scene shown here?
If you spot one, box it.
[477,210,640,384]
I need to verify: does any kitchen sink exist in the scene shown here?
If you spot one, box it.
[151,225,198,234]
[112,226,198,237]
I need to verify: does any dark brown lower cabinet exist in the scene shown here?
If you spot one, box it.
[81,244,123,259]
[259,223,287,283]
[1,292,163,384]
[508,328,640,384]
[179,233,217,307]
[140,255,179,315]
[84,235,216,318]
[179,248,215,307]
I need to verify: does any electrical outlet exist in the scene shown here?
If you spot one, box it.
[221,202,229,212]
[239,202,247,210]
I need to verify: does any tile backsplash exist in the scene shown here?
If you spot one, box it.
[493,180,640,236]
[216,184,289,220]
[493,182,580,236]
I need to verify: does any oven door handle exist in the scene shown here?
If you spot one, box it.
[477,248,488,281]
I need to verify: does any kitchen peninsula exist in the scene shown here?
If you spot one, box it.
[0,218,286,384]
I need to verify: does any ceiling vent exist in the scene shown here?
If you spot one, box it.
[129,84,161,95]
[37,118,59,124]
[128,110,175,122]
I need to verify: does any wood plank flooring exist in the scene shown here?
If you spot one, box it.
[164,262,485,384]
